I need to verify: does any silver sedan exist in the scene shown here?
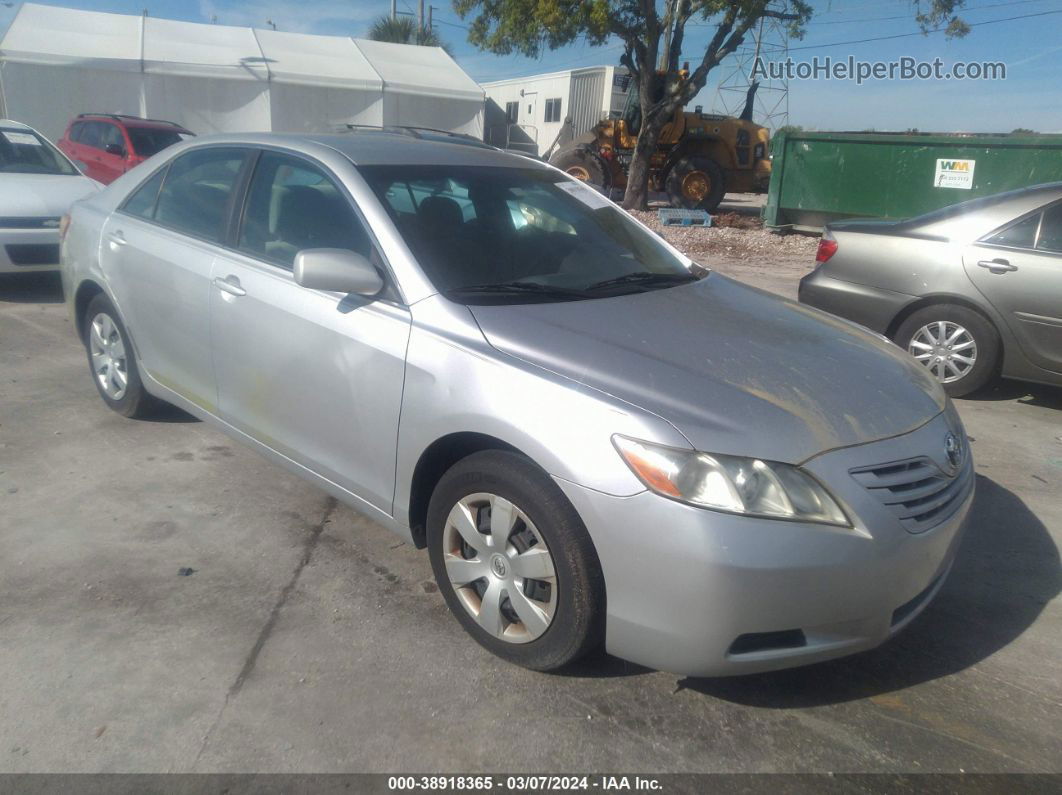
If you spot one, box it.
[61,131,972,676]
[800,183,1062,396]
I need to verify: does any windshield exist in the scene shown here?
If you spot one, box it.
[360,165,696,302]
[127,127,187,157]
[0,128,79,175]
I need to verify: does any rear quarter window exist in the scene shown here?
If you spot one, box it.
[980,213,1040,249]
[121,167,168,220]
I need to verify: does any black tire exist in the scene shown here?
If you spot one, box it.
[894,304,1001,398]
[427,450,605,672]
[550,148,611,193]
[83,293,161,418]
[665,155,726,211]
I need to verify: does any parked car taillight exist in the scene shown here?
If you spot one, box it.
[816,232,837,263]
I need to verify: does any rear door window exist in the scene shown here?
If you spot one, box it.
[153,148,246,243]
[78,122,104,150]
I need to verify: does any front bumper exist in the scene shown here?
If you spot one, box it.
[0,228,61,273]
[798,267,915,335]
[555,410,973,677]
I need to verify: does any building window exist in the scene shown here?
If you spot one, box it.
[505,101,519,123]
[544,97,562,123]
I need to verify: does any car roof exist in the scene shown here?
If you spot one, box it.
[75,114,189,131]
[831,182,1062,241]
[0,119,33,130]
[178,130,554,170]
[909,182,1062,236]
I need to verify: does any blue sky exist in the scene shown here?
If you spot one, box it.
[2,0,1060,132]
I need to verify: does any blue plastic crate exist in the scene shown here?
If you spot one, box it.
[657,208,712,227]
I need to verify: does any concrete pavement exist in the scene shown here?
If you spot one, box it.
[0,270,1058,773]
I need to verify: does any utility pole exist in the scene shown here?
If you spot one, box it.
[427,5,433,32]
[390,0,396,21]
[713,0,790,130]
[417,0,424,33]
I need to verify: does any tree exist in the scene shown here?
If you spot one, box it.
[456,1,971,210]
[369,15,453,54]
[774,124,803,137]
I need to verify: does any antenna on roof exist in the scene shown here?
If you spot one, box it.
[266,19,277,30]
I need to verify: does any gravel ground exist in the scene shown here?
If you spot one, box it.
[629,208,820,295]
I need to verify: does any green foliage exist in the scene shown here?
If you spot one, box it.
[368,15,453,54]
[913,0,970,38]
[774,124,804,137]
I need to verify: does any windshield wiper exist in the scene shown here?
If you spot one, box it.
[446,281,588,298]
[585,271,701,292]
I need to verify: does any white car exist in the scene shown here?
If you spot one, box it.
[1,120,101,273]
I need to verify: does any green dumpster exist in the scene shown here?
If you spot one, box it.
[763,130,1062,233]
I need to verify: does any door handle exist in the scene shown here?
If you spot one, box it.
[213,275,246,297]
[107,231,127,248]
[977,258,1017,274]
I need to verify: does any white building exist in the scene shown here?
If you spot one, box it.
[0,3,485,142]
[482,66,630,157]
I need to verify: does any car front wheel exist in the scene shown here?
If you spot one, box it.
[895,304,1000,397]
[426,450,604,671]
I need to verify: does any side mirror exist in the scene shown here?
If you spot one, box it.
[293,248,384,296]
[104,143,125,157]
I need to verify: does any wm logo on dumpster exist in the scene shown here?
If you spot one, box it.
[934,158,975,190]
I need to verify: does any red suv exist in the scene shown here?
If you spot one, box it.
[57,114,194,185]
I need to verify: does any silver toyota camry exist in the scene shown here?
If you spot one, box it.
[61,131,973,676]
[800,183,1062,397]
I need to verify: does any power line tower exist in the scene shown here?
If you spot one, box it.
[712,2,790,131]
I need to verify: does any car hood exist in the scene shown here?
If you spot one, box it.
[0,174,101,217]
[468,274,945,464]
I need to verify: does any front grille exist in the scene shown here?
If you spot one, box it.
[851,455,972,534]
[5,243,60,265]
[0,217,61,229]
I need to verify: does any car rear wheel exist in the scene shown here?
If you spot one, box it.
[426,450,604,671]
[895,304,1000,397]
[83,293,160,418]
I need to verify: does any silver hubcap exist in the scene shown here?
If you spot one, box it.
[89,312,128,400]
[908,321,977,383]
[442,492,558,644]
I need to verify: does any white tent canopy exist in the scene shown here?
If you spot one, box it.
[0,3,484,141]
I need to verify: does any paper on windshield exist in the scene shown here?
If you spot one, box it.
[555,179,614,211]
[2,131,42,146]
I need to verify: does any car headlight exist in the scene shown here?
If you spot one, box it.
[613,436,850,526]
